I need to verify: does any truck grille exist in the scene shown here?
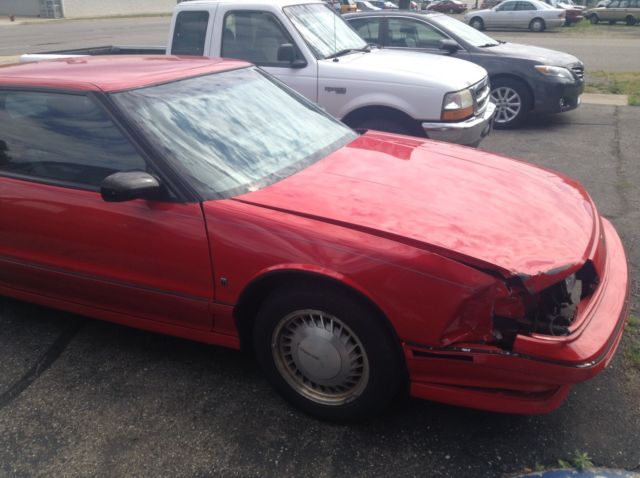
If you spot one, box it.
[571,65,584,80]
[473,77,491,114]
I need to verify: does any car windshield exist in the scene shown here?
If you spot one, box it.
[433,14,499,47]
[284,3,368,59]
[111,67,357,199]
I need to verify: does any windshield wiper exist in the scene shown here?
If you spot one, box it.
[326,46,371,59]
[478,43,500,48]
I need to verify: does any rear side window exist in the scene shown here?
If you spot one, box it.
[0,91,147,189]
[497,1,517,10]
[172,10,209,56]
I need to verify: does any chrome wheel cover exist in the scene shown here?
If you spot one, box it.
[491,86,522,124]
[271,309,369,406]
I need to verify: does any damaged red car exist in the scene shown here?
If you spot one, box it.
[0,56,629,421]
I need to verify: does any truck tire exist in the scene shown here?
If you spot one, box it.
[355,117,425,138]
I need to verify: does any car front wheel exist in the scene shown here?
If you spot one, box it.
[253,287,403,421]
[590,14,599,23]
[470,16,485,29]
[490,77,531,129]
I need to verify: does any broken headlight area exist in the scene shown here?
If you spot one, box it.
[491,262,599,349]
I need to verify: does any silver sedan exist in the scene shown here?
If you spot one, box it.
[464,0,566,31]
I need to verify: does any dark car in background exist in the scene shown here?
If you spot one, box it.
[585,0,640,24]
[345,11,585,127]
[427,0,468,12]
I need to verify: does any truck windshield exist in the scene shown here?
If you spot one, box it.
[284,3,368,59]
[111,67,357,199]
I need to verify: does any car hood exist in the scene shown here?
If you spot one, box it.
[485,42,581,67]
[234,132,597,292]
[318,48,487,89]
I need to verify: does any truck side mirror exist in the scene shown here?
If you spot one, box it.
[277,43,307,68]
[439,39,460,54]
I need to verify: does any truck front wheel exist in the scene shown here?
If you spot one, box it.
[352,117,425,138]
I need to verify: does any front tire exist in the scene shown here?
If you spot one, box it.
[529,17,546,32]
[490,77,531,129]
[590,14,599,24]
[470,16,485,30]
[355,117,424,137]
[253,288,403,421]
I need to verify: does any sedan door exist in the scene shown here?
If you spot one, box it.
[513,1,537,27]
[489,1,518,27]
[0,90,215,331]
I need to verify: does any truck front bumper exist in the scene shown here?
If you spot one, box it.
[421,101,496,148]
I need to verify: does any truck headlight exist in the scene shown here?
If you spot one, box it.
[441,88,474,121]
[534,65,574,80]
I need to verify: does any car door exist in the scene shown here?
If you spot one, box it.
[218,10,318,102]
[0,89,215,330]
[514,1,537,27]
[600,0,618,19]
[490,1,518,27]
[616,0,630,20]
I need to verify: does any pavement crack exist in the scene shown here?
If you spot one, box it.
[612,106,630,217]
[0,317,84,410]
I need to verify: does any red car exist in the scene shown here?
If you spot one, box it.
[0,56,629,421]
[428,0,468,12]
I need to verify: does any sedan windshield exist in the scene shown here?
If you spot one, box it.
[284,3,368,59]
[112,67,357,199]
[432,14,499,47]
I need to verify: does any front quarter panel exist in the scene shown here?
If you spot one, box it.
[202,199,500,346]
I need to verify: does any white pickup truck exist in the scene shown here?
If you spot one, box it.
[24,0,496,146]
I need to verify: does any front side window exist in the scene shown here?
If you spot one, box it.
[387,18,448,49]
[0,91,146,188]
[284,3,367,59]
[348,17,382,44]
[172,11,209,56]
[222,11,298,66]
[111,68,357,200]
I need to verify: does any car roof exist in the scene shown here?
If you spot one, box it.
[344,10,442,17]
[0,55,250,93]
[178,0,320,8]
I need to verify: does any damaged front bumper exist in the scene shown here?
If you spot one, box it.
[405,218,629,414]
[422,101,496,148]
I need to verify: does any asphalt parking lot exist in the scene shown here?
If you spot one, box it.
[0,103,638,477]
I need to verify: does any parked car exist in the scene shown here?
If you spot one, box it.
[427,0,469,12]
[544,0,585,23]
[0,56,628,421]
[585,0,639,24]
[346,11,584,127]
[464,0,567,31]
[357,0,383,9]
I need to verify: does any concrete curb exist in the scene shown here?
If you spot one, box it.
[582,93,629,106]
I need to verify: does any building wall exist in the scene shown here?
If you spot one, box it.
[61,0,176,18]
[0,0,41,17]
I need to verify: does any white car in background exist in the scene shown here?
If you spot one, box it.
[465,0,566,31]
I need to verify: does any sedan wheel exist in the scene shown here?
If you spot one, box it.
[590,14,599,23]
[490,78,530,129]
[254,287,403,421]
[272,310,369,406]
[470,17,484,30]
[529,18,546,32]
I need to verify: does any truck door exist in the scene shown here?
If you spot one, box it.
[215,10,318,102]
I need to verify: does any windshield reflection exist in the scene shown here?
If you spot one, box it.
[112,67,357,199]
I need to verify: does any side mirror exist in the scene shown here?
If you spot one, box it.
[439,39,460,54]
[277,43,307,68]
[100,171,162,202]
